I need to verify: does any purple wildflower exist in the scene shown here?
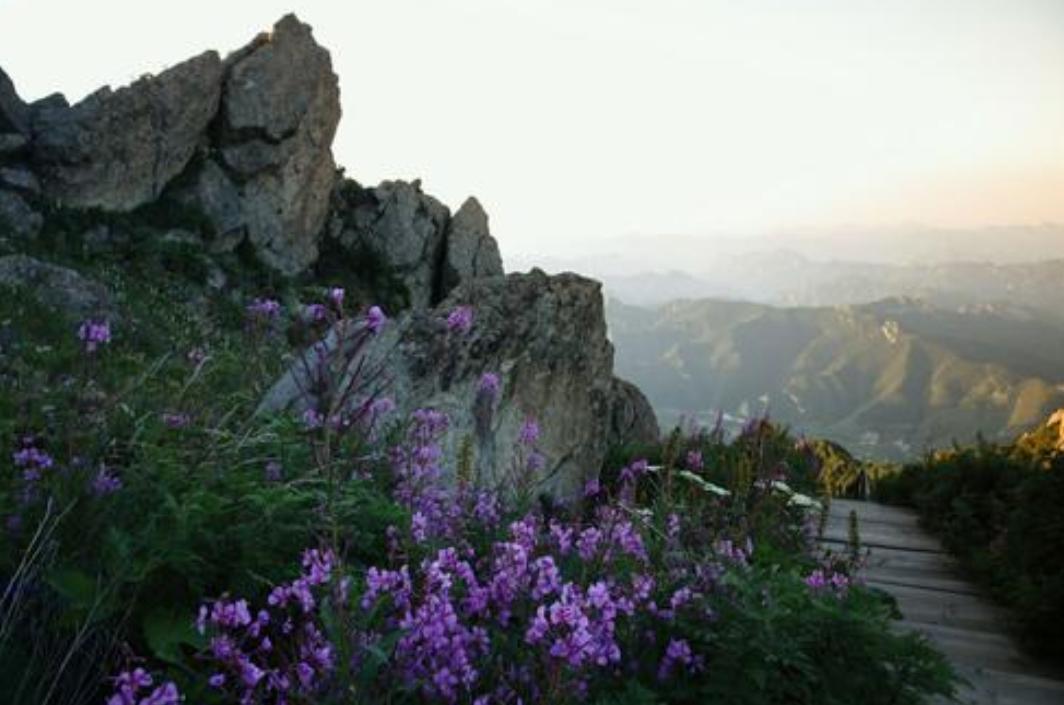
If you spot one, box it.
[304,303,328,323]
[370,396,396,419]
[264,460,283,482]
[91,465,122,496]
[584,478,601,498]
[105,668,181,705]
[365,305,387,334]
[246,298,281,320]
[478,372,501,401]
[526,450,546,473]
[302,408,324,430]
[519,418,540,446]
[77,319,111,353]
[658,638,694,680]
[161,412,190,429]
[446,305,475,334]
[686,450,704,472]
[328,287,345,308]
[619,458,650,485]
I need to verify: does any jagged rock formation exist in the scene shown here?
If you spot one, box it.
[261,269,653,498]
[0,68,29,137]
[325,182,504,309]
[0,14,660,495]
[3,15,340,275]
[443,196,504,295]
[30,52,224,211]
[326,179,451,309]
[202,15,340,274]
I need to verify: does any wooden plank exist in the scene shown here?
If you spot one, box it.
[863,568,981,596]
[855,543,961,574]
[828,499,922,524]
[819,525,945,552]
[867,580,1007,633]
[892,620,1031,674]
[826,509,923,531]
[827,501,1064,703]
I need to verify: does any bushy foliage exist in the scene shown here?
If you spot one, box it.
[0,259,957,703]
[876,441,1064,663]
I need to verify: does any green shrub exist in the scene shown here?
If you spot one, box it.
[875,443,1064,663]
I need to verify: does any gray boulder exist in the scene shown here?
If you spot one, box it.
[0,190,42,241]
[31,52,223,211]
[0,133,28,157]
[0,166,40,194]
[0,255,115,320]
[328,179,451,309]
[207,13,341,275]
[260,268,617,499]
[442,196,503,296]
[607,377,660,448]
[0,67,29,136]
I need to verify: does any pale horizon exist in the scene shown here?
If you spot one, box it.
[2,0,1062,262]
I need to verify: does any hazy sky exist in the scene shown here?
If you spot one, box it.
[2,0,1062,259]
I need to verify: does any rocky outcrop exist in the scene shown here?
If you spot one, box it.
[327,179,451,309]
[205,13,341,274]
[260,269,623,499]
[607,377,661,448]
[7,14,339,276]
[326,181,505,309]
[0,191,42,242]
[31,52,223,210]
[0,14,661,499]
[1,14,501,292]
[0,67,29,137]
[443,197,504,294]
[0,255,115,320]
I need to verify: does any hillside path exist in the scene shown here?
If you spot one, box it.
[820,499,1064,705]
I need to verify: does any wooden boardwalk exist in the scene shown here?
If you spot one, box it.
[820,499,1064,705]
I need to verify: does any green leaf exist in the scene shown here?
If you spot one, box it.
[46,567,98,610]
[144,608,205,666]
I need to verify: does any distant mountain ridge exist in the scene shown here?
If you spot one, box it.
[518,250,1064,318]
[608,296,1064,459]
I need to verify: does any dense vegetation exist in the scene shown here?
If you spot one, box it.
[0,224,959,703]
[876,436,1064,665]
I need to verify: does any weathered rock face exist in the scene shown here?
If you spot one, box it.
[260,269,620,499]
[326,182,506,309]
[0,255,115,321]
[0,190,42,242]
[1,15,501,291]
[443,197,504,295]
[7,14,339,276]
[31,52,223,210]
[608,377,661,448]
[0,67,29,136]
[327,179,451,309]
[207,13,341,274]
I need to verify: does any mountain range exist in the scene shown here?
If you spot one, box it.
[607,296,1064,459]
